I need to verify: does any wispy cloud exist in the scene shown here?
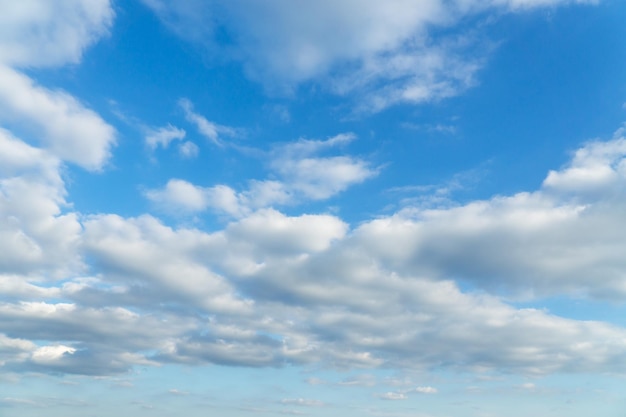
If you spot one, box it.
[179,98,239,145]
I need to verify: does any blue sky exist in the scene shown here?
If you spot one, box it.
[1,0,626,416]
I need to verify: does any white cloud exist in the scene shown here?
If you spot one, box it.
[179,98,238,145]
[145,124,186,150]
[82,213,253,314]
[0,66,116,170]
[145,133,377,217]
[0,0,114,68]
[31,345,76,364]
[273,155,375,200]
[542,137,626,196]
[414,386,438,394]
[0,1,116,171]
[142,0,597,111]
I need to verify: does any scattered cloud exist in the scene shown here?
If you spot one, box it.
[378,391,407,401]
[145,124,186,150]
[179,98,239,145]
[414,386,438,394]
[0,0,116,171]
[280,398,324,407]
[0,66,116,170]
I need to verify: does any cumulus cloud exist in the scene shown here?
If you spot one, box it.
[178,141,199,158]
[414,386,438,394]
[146,133,377,217]
[0,129,82,278]
[0,1,116,170]
[82,214,252,315]
[379,391,408,400]
[352,134,626,300]
[270,133,377,200]
[0,66,116,170]
[142,0,597,111]
[145,179,211,213]
[0,0,114,68]
[6,123,626,379]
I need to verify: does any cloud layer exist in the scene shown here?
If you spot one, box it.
[4,123,626,376]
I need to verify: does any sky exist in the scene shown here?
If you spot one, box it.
[1,0,626,416]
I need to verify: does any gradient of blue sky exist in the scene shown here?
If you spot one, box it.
[1,1,626,416]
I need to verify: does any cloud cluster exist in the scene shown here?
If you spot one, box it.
[146,133,377,217]
[5,129,626,376]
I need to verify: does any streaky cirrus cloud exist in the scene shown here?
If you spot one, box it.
[145,124,186,150]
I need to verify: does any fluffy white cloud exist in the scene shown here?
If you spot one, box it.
[146,179,210,213]
[142,0,597,110]
[0,129,82,278]
[0,0,114,68]
[0,66,116,170]
[0,0,116,170]
[82,214,253,315]
[543,135,626,196]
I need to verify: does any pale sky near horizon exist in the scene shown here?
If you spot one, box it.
[1,1,626,416]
